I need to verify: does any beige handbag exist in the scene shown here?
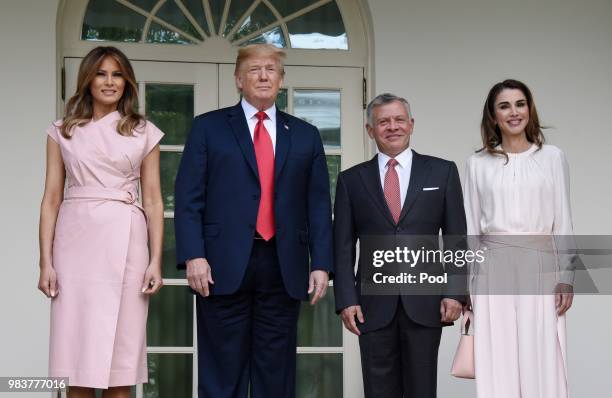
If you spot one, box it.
[450,310,475,379]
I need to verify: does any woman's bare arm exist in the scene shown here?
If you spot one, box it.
[140,144,164,294]
[38,136,65,297]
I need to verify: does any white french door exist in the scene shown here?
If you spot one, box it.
[65,58,365,398]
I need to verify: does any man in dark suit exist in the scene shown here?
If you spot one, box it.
[334,93,467,398]
[174,44,333,398]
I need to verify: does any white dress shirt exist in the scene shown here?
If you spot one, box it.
[377,147,413,208]
[241,98,277,154]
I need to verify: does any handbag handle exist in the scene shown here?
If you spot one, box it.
[461,310,473,335]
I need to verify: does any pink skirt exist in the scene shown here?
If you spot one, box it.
[49,200,149,388]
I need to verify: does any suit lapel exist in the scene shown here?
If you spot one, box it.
[228,103,259,179]
[359,155,396,227]
[274,111,290,183]
[398,150,430,224]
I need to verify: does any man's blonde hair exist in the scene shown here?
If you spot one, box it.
[234,44,286,76]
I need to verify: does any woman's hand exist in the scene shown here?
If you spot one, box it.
[555,283,574,316]
[38,264,58,298]
[141,263,163,295]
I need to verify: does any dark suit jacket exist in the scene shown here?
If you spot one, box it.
[333,151,467,332]
[174,103,333,300]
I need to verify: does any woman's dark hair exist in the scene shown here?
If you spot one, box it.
[479,79,545,162]
[60,46,144,138]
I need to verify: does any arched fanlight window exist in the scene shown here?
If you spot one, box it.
[82,0,348,49]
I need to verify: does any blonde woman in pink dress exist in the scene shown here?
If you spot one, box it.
[464,79,575,398]
[38,46,164,398]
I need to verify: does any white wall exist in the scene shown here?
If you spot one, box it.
[368,0,612,396]
[0,0,60,396]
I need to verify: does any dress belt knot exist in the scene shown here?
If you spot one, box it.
[64,186,142,209]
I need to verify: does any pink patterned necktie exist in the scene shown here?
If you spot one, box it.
[384,158,401,224]
[253,111,275,240]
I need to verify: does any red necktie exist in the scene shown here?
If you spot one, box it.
[253,111,275,240]
[384,158,401,224]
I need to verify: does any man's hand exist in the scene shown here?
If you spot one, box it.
[186,258,214,297]
[555,283,574,316]
[440,298,462,323]
[308,270,329,305]
[340,305,364,336]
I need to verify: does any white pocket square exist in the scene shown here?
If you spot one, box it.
[423,187,439,191]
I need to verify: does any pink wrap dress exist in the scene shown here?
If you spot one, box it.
[46,111,163,388]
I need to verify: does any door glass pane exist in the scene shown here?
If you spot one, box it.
[146,84,194,145]
[276,88,288,112]
[268,0,320,17]
[222,0,252,37]
[145,353,193,398]
[82,0,145,42]
[181,0,211,36]
[147,22,194,44]
[208,0,225,34]
[298,290,342,347]
[326,155,340,207]
[296,354,343,398]
[128,0,158,13]
[287,2,348,50]
[160,151,182,211]
[155,0,203,40]
[294,90,341,148]
[162,218,184,279]
[231,2,277,41]
[147,286,193,346]
[241,26,286,48]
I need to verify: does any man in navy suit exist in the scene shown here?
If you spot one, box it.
[334,93,467,397]
[174,44,333,398]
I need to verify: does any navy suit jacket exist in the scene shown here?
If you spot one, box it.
[333,152,467,332]
[174,103,333,300]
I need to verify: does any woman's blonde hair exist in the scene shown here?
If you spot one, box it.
[60,46,144,138]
